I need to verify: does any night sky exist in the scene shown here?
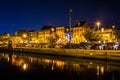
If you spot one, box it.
[0,0,120,34]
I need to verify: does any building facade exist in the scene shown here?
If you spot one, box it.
[12,21,117,48]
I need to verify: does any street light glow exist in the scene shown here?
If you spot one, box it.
[69,9,72,13]
[23,34,27,38]
[96,21,101,30]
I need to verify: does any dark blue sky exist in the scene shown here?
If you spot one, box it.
[0,0,120,34]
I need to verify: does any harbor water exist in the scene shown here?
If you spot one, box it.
[0,51,120,80]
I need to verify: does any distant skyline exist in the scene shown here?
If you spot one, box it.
[0,0,120,34]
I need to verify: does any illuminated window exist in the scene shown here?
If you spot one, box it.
[106,34,108,37]
[66,28,69,32]
[101,28,104,32]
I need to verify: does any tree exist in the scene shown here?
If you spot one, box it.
[83,28,101,42]
[114,29,120,41]
[48,34,59,48]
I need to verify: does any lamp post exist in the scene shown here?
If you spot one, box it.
[23,34,27,38]
[96,21,101,30]
[69,9,72,48]
[112,24,115,42]
[50,27,55,47]
[22,34,27,44]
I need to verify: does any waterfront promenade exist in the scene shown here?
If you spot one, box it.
[1,47,120,61]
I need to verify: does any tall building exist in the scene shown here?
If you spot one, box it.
[37,25,55,47]
[12,20,117,48]
[28,30,38,44]
[37,21,91,45]
[72,20,90,44]
[97,25,117,42]
[56,26,65,38]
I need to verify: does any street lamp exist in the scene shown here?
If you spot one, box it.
[22,34,27,44]
[69,9,72,48]
[51,27,55,38]
[96,21,101,30]
[112,24,115,29]
[23,34,27,38]
[51,27,54,32]
[112,24,115,42]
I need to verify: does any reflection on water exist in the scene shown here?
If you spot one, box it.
[0,52,120,80]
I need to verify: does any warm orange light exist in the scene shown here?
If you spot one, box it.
[23,34,27,38]
[23,63,27,70]
[112,25,115,29]
[96,21,101,30]
[51,28,54,32]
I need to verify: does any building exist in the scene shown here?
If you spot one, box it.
[28,30,38,44]
[72,20,90,44]
[96,25,116,43]
[37,25,55,47]
[12,21,117,48]
[15,30,29,44]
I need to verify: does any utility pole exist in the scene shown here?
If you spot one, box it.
[69,9,72,48]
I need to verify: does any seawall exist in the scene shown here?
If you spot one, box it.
[1,47,120,61]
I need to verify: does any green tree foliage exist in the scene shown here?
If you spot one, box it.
[114,29,120,40]
[83,29,101,42]
[0,34,10,42]
[48,34,59,47]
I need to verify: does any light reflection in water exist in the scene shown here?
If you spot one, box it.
[0,52,120,80]
[22,63,28,70]
[97,66,100,76]
[54,60,65,70]
[7,57,9,62]
[101,66,104,74]
[72,63,80,71]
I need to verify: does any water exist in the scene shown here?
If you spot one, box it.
[0,51,120,80]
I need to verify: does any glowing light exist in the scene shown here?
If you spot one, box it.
[98,41,101,43]
[85,40,87,42]
[89,61,92,64]
[7,57,9,62]
[52,65,54,70]
[51,28,54,32]
[23,63,27,70]
[76,35,78,38]
[90,53,93,55]
[112,25,115,29]
[97,66,100,76]
[101,67,104,74]
[96,21,101,30]
[110,40,112,42]
[101,28,104,32]
[66,33,70,38]
[23,34,27,38]
[103,41,106,43]
[106,34,108,37]
[69,9,72,12]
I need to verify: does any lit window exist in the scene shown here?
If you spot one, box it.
[101,28,104,32]
[106,34,108,37]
